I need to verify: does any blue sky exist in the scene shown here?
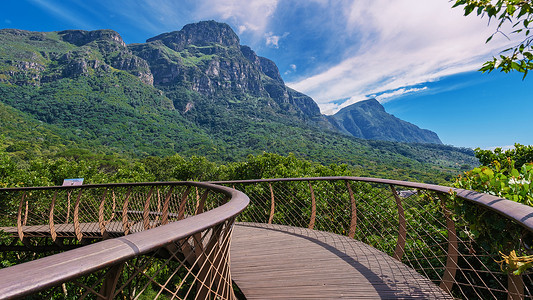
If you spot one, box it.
[2,0,532,149]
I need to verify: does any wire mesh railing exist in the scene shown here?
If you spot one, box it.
[1,176,532,299]
[0,182,249,299]
[214,177,533,299]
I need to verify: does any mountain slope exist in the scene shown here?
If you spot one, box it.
[327,99,442,144]
[0,22,478,183]
[129,21,328,126]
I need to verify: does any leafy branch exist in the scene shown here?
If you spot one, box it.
[453,0,533,78]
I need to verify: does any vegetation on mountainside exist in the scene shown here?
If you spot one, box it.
[0,145,350,188]
[0,76,477,185]
[0,24,479,185]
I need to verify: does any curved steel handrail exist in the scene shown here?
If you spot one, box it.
[0,181,249,299]
[213,176,533,231]
[214,176,533,299]
[2,177,532,299]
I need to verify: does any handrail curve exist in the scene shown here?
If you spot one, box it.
[2,177,533,299]
[213,176,533,232]
[213,176,533,299]
[0,181,249,299]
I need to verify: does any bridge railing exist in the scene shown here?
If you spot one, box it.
[214,177,533,299]
[0,182,249,299]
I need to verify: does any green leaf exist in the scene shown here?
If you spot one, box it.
[482,168,494,178]
[452,0,467,8]
[507,5,516,15]
[464,4,475,16]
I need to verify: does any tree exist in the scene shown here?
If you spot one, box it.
[454,0,533,78]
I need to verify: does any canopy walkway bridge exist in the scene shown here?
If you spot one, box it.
[0,177,532,299]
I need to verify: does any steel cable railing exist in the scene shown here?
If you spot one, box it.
[1,176,532,299]
[0,182,249,299]
[213,177,533,299]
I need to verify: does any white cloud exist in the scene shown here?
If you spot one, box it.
[288,0,518,114]
[484,145,516,151]
[373,87,429,103]
[238,25,247,34]
[104,0,280,40]
[195,0,279,35]
[29,0,94,29]
[265,31,289,48]
[284,64,297,75]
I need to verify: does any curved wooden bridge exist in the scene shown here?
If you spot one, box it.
[0,177,532,299]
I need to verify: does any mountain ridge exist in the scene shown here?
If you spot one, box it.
[328,99,442,144]
[0,21,477,182]
[0,22,440,144]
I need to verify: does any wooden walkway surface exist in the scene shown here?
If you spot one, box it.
[230,223,452,299]
[1,222,453,299]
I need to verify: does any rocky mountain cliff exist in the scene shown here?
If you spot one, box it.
[0,21,440,144]
[327,99,442,144]
[129,21,326,124]
[0,21,471,176]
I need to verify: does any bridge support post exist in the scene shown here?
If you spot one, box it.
[16,192,27,243]
[142,187,154,230]
[437,193,459,295]
[508,274,524,300]
[98,189,108,238]
[161,186,174,225]
[98,262,125,300]
[390,185,406,261]
[346,181,357,238]
[121,188,132,235]
[308,182,316,230]
[73,190,84,241]
[49,191,58,242]
[268,183,275,224]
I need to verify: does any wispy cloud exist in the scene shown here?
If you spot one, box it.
[195,0,279,36]
[99,0,188,36]
[288,0,517,114]
[484,145,516,151]
[265,31,289,48]
[28,0,94,29]
[372,87,428,103]
[78,0,280,43]
[284,63,297,75]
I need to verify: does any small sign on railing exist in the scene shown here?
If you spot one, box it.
[62,178,84,186]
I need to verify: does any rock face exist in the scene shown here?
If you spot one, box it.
[327,99,442,144]
[0,28,153,85]
[0,21,441,144]
[147,21,240,51]
[130,20,324,122]
[57,29,154,85]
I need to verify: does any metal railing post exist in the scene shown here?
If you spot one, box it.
[390,185,406,261]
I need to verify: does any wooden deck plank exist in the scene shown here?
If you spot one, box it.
[231,223,452,299]
[0,221,154,238]
[2,221,454,299]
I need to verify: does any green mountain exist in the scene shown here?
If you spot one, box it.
[0,21,478,182]
[327,99,442,144]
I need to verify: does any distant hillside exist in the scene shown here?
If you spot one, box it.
[0,21,478,183]
[327,99,442,144]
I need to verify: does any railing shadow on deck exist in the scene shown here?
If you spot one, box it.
[0,177,532,299]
